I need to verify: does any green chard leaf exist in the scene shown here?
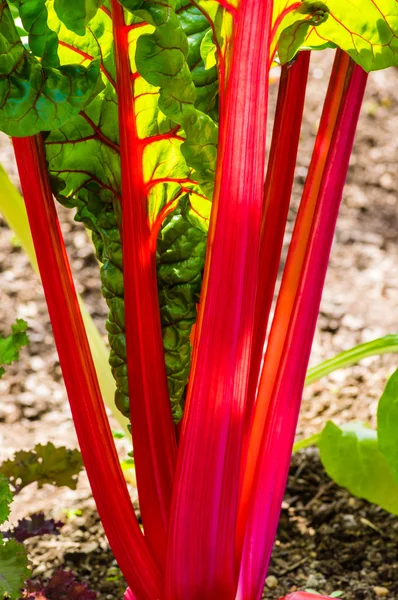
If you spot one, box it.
[129,0,219,199]
[0,319,29,379]
[176,1,218,113]
[0,2,103,136]
[276,0,398,72]
[8,0,60,66]
[54,0,103,36]
[45,3,215,422]
[0,443,83,493]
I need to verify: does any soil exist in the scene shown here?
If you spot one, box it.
[267,451,398,600]
[0,50,397,599]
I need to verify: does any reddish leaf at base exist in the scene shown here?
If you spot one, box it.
[7,513,63,542]
[23,569,96,599]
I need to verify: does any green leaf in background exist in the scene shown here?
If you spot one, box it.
[0,475,13,526]
[318,421,398,514]
[0,3,103,137]
[277,0,398,72]
[0,537,30,600]
[0,443,83,493]
[377,368,398,482]
[0,319,29,379]
[54,0,102,36]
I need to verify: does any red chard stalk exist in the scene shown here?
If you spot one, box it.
[237,52,368,599]
[111,0,177,568]
[12,135,161,599]
[165,1,273,598]
[246,50,311,419]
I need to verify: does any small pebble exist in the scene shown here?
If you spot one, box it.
[80,541,99,554]
[265,575,278,589]
[306,573,326,589]
[373,587,389,597]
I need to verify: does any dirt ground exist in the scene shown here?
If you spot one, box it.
[0,50,397,599]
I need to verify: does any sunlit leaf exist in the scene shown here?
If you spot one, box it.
[277,0,398,72]
[318,421,398,514]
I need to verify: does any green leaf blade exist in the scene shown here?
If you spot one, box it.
[54,0,102,36]
[305,333,398,386]
[9,0,60,67]
[0,4,104,137]
[277,0,398,72]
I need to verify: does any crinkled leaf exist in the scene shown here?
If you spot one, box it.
[176,1,218,113]
[0,319,29,379]
[277,0,398,72]
[0,475,13,526]
[130,0,219,199]
[0,537,30,600]
[0,4,103,136]
[190,0,234,74]
[377,368,398,482]
[54,0,102,36]
[8,0,60,67]
[318,421,398,514]
[5,513,64,543]
[0,443,83,493]
[45,3,213,422]
[23,569,96,599]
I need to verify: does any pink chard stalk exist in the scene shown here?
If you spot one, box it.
[0,0,396,599]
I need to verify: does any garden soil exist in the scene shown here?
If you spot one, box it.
[0,51,397,599]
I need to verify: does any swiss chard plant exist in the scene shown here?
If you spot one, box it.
[1,0,398,599]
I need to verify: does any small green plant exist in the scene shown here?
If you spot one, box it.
[0,320,29,379]
[297,368,398,514]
